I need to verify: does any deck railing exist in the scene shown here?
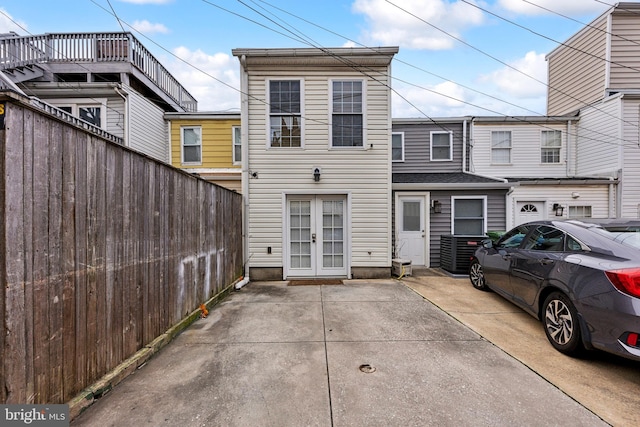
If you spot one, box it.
[0,32,197,112]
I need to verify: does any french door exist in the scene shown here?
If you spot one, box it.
[286,195,347,277]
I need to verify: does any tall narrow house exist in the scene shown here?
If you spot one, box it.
[232,47,398,280]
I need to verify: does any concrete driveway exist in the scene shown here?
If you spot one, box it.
[402,269,640,427]
[71,275,610,427]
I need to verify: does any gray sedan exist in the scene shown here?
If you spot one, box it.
[469,219,640,361]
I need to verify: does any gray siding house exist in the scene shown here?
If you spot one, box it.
[392,118,510,270]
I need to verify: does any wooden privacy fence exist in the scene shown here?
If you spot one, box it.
[0,93,243,404]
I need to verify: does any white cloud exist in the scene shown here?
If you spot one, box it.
[131,20,169,34]
[352,0,485,50]
[479,51,547,99]
[166,47,240,112]
[392,80,475,117]
[0,8,27,34]
[498,0,609,16]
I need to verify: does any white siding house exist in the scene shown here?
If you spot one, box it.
[233,47,398,280]
[470,117,617,229]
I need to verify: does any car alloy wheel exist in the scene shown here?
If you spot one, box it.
[469,260,488,291]
[542,292,584,356]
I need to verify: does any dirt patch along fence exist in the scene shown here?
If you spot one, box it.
[0,93,243,404]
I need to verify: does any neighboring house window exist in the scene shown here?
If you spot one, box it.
[332,80,363,147]
[452,197,486,235]
[392,132,404,162]
[232,126,241,165]
[269,80,301,148]
[568,206,592,218]
[491,131,511,164]
[431,131,452,161]
[56,103,105,128]
[181,126,202,164]
[541,130,561,163]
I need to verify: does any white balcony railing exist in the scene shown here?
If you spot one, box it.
[0,32,197,112]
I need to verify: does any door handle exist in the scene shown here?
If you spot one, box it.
[540,258,554,265]
[312,233,316,243]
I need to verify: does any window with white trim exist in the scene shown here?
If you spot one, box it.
[392,132,404,162]
[232,126,241,165]
[269,80,302,148]
[332,80,363,147]
[568,206,592,218]
[181,126,202,164]
[55,102,106,128]
[431,131,452,161]
[541,130,561,163]
[452,197,486,235]
[491,131,511,164]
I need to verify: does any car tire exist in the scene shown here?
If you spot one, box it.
[469,260,489,291]
[542,292,584,357]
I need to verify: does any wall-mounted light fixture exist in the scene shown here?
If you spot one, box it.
[553,203,564,216]
[431,199,442,214]
[313,167,321,182]
[571,192,580,199]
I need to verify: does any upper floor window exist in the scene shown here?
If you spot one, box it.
[491,131,511,164]
[431,131,452,161]
[269,80,301,148]
[392,132,404,162]
[452,197,486,235]
[181,126,202,164]
[232,126,241,165]
[541,130,561,163]
[332,80,363,147]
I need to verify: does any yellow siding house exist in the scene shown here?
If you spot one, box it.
[165,112,242,192]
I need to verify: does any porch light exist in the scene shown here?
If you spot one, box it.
[431,200,442,214]
[313,167,321,182]
[553,203,564,216]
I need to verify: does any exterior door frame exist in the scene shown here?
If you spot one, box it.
[282,192,352,279]
[395,192,429,267]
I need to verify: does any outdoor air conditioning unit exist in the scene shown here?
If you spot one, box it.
[440,234,486,274]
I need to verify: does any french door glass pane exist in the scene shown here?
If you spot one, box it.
[290,201,311,269]
[322,200,344,268]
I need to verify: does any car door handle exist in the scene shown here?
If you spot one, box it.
[502,254,511,260]
[540,258,554,265]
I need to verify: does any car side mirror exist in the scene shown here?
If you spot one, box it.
[481,238,493,249]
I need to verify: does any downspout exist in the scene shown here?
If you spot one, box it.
[566,120,572,177]
[236,54,250,290]
[468,117,476,173]
[462,119,467,172]
[114,85,130,150]
[609,176,616,218]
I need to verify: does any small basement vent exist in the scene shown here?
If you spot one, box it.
[440,234,486,274]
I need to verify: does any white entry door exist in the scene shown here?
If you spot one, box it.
[286,196,347,278]
[516,201,544,225]
[397,196,426,266]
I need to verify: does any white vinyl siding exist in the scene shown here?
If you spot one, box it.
[621,98,640,218]
[609,14,640,90]
[471,123,568,178]
[575,97,622,177]
[245,68,392,270]
[506,185,613,229]
[546,14,608,115]
[128,87,168,162]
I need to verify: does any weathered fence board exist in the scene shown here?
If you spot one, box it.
[1,93,243,404]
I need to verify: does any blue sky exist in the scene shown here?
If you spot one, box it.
[1,0,614,117]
